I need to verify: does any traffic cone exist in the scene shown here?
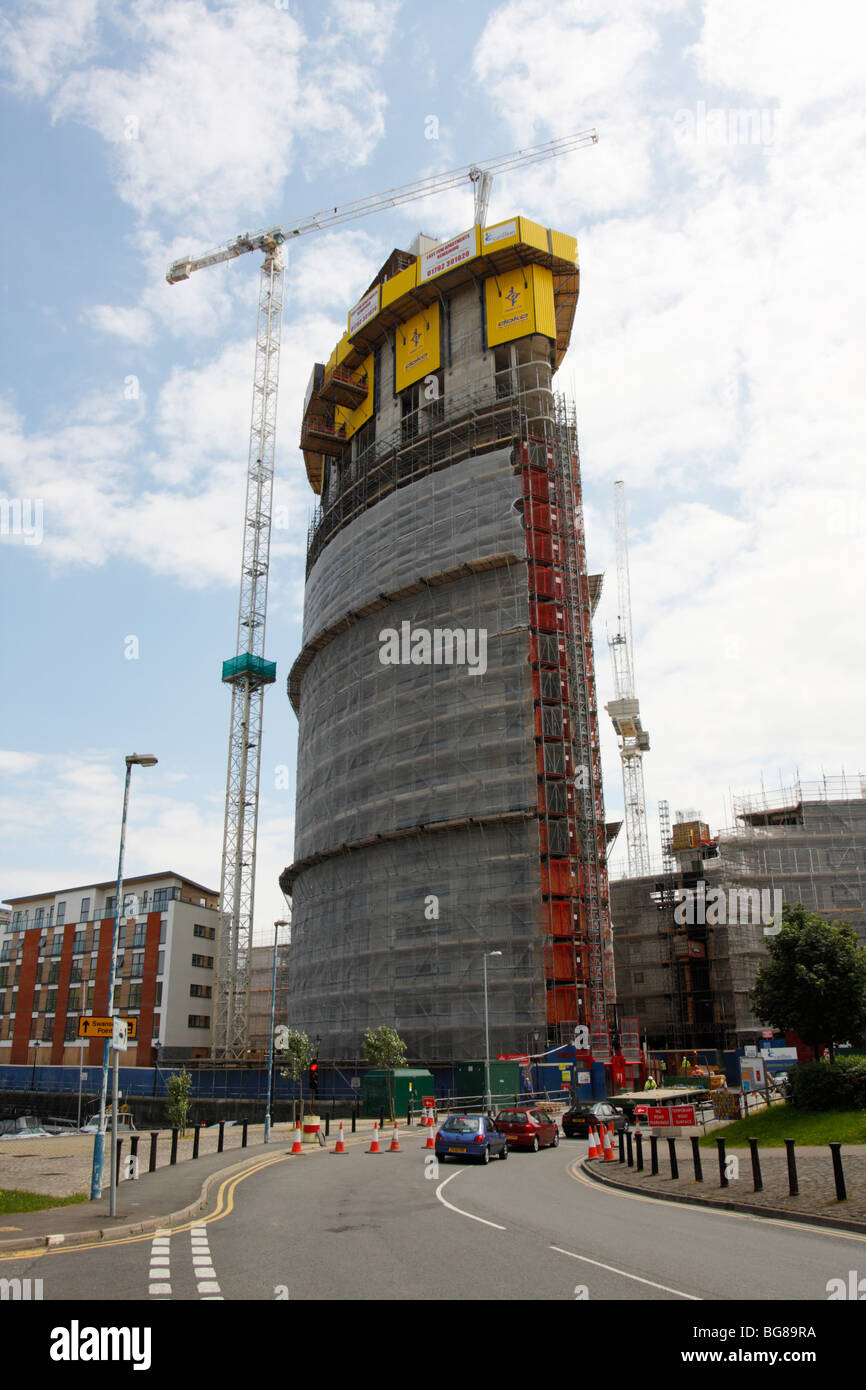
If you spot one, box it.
[425,1127,436,1150]
[603,1127,616,1162]
[367,1121,381,1154]
[587,1126,600,1159]
[389,1124,401,1152]
[333,1122,346,1154]
[290,1125,303,1155]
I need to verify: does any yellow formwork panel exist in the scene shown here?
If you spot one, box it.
[334,331,352,366]
[335,352,375,438]
[518,217,549,252]
[532,264,556,340]
[381,261,417,309]
[549,228,578,265]
[480,217,520,253]
[395,302,440,390]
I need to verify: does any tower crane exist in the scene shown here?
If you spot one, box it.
[605,480,652,877]
[167,128,598,1060]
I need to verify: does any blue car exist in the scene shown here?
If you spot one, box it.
[435,1114,508,1164]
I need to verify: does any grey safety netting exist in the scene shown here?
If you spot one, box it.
[301,448,527,644]
[286,444,547,1060]
[289,825,544,1061]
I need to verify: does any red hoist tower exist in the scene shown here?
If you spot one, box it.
[166,131,597,1058]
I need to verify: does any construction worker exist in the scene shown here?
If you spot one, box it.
[643,1075,657,1090]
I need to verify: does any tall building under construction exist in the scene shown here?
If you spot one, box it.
[280,218,617,1063]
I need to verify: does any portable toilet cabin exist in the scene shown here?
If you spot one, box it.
[362,1069,435,1118]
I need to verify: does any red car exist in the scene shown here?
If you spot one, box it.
[494,1106,559,1152]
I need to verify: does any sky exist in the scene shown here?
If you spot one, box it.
[1,0,864,941]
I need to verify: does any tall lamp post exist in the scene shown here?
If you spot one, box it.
[483,950,502,1115]
[264,917,290,1143]
[89,753,157,1202]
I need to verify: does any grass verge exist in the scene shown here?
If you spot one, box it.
[699,1106,866,1147]
[0,1189,89,1215]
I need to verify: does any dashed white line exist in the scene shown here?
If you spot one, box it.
[549,1244,701,1300]
[148,1229,172,1298]
[191,1224,223,1300]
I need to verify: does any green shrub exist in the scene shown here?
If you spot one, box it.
[789,1056,866,1111]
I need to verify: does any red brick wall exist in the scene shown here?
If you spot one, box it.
[10,931,40,1064]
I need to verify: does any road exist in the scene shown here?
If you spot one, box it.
[3,1133,864,1302]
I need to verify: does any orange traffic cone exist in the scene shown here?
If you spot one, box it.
[333,1122,346,1154]
[587,1126,600,1159]
[367,1121,381,1154]
[603,1127,616,1162]
[289,1124,303,1155]
[425,1127,436,1150]
[389,1124,401,1153]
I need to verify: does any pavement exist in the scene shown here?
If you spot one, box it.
[583,1134,866,1234]
[0,1117,399,1253]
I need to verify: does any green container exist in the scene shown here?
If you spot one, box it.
[221,653,277,685]
[456,1060,522,1107]
[362,1069,435,1119]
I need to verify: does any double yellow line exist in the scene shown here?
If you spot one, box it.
[0,1150,289,1263]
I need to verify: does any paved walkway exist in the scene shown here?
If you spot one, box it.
[583,1137,866,1232]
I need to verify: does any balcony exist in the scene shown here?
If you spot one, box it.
[300,414,347,455]
[318,363,369,409]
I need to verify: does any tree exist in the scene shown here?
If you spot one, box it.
[362,1026,407,1121]
[166,1067,192,1135]
[750,903,866,1061]
[279,1028,314,1122]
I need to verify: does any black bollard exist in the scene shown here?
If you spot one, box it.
[690,1135,703,1182]
[716,1135,728,1188]
[242,1120,248,1148]
[325,1114,330,1138]
[830,1142,847,1201]
[115,1138,124,1185]
[170,1127,179,1165]
[149,1131,159,1173]
[193,1123,201,1159]
[635,1132,644,1171]
[618,1130,626,1163]
[650,1134,659,1175]
[748,1137,763,1192]
[380,1107,385,1129]
[785,1138,799,1196]
[351,1108,357,1134]
[130,1135,140,1163]
[626,1129,634,1168]
[667,1137,679,1179]
[218,1120,225,1153]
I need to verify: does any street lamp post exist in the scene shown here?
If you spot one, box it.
[265,918,290,1143]
[89,753,157,1203]
[483,951,502,1115]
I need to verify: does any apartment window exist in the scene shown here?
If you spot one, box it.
[191,954,214,969]
[56,902,66,925]
[64,1017,79,1042]
[133,927,147,949]
[50,937,63,957]
[0,942,10,962]
[0,967,7,989]
[190,983,212,999]
[153,888,169,911]
[188,1015,210,1029]
[42,1016,55,1041]
[72,931,86,955]
[157,951,165,976]
[47,907,54,927]
[67,988,81,1012]
[193,924,216,940]
[80,897,90,922]
[34,907,45,928]
[46,962,60,986]
[154,981,163,1007]
[152,1013,161,1038]
[69,961,82,984]
[130,952,144,978]
[128,983,142,1008]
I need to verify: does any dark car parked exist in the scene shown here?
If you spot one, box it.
[561,1100,628,1139]
[435,1114,508,1164]
[494,1106,559,1151]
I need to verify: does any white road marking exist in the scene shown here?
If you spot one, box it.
[434,1172,507,1230]
[190,1225,222,1297]
[148,1229,172,1298]
[550,1244,701,1300]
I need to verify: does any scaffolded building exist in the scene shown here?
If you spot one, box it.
[613,777,866,1049]
[280,218,616,1063]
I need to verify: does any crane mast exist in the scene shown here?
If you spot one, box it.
[167,129,597,1059]
[605,480,651,877]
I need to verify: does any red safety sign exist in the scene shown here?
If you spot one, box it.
[671,1105,696,1126]
[646,1106,671,1126]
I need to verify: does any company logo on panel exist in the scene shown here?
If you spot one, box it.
[505,285,520,308]
[397,303,440,388]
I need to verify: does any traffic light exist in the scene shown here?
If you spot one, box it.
[309,1059,319,1095]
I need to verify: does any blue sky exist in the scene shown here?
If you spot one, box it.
[1,0,864,939]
